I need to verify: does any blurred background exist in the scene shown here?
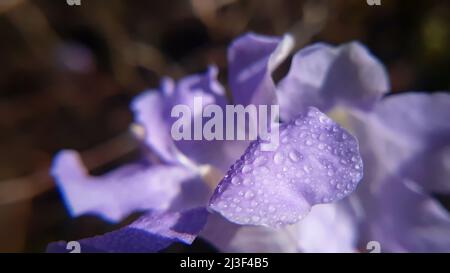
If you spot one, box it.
[0,0,449,252]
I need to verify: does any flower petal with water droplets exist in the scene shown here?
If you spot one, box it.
[209,107,363,228]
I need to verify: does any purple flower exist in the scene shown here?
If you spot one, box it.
[233,35,450,252]
[48,32,449,253]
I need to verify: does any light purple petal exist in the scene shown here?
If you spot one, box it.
[51,150,209,222]
[131,88,179,163]
[372,92,450,194]
[364,175,450,252]
[202,201,358,253]
[132,66,226,162]
[228,32,293,106]
[278,42,389,121]
[344,96,450,252]
[294,201,358,252]
[47,208,208,253]
[132,66,246,172]
[200,213,299,252]
[209,107,363,228]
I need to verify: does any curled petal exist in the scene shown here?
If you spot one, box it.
[278,42,389,121]
[209,107,363,228]
[131,90,178,163]
[51,150,209,222]
[228,32,294,106]
[132,66,244,172]
[132,66,226,162]
[47,208,208,253]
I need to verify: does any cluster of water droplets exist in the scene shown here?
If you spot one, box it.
[209,107,363,228]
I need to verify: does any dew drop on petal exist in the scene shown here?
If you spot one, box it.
[288,150,302,162]
[253,156,267,167]
[244,190,254,199]
[231,177,241,185]
[273,152,285,165]
[242,165,252,174]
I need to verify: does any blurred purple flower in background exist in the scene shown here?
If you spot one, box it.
[47,32,450,253]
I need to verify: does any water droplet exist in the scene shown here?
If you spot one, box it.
[244,190,254,199]
[273,152,285,164]
[231,177,241,185]
[319,133,327,141]
[243,178,252,185]
[242,165,252,174]
[288,150,302,162]
[253,156,267,167]
[319,115,329,124]
[303,165,312,173]
[260,166,270,174]
[300,132,308,138]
